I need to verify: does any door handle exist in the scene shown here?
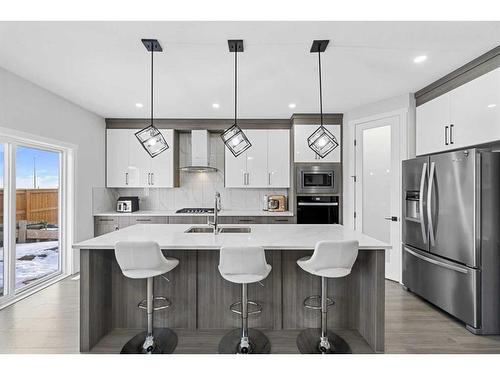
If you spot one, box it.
[444,126,449,145]
[404,247,468,274]
[384,216,398,221]
[450,124,454,144]
[419,162,428,244]
[427,161,436,246]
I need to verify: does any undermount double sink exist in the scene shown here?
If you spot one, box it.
[185,226,251,234]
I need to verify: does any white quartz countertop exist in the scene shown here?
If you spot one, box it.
[93,210,294,217]
[73,224,390,251]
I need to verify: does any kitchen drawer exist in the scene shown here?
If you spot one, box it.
[218,216,268,224]
[94,216,131,236]
[130,216,167,225]
[267,216,294,224]
[168,216,208,224]
[402,245,479,328]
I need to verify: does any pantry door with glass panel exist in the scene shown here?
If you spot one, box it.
[15,146,62,291]
[355,115,401,281]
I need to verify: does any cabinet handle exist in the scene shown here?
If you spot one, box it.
[444,125,449,146]
[99,218,114,222]
[151,173,154,185]
[450,124,454,144]
[125,172,129,185]
[243,172,246,186]
[268,172,271,185]
[147,173,151,185]
[136,218,152,222]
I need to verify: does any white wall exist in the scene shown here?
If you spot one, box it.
[343,93,416,229]
[0,67,105,272]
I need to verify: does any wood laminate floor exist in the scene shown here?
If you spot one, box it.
[1,276,500,354]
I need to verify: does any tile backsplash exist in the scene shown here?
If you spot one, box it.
[93,132,288,213]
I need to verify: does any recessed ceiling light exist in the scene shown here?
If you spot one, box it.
[212,103,220,109]
[288,103,296,109]
[487,103,497,108]
[413,55,428,64]
[135,103,144,108]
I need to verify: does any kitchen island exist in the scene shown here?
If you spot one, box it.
[73,224,390,353]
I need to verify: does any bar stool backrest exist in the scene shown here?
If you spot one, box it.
[115,241,166,274]
[309,240,359,275]
[219,246,268,276]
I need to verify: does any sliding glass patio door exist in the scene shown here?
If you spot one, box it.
[0,136,68,306]
[15,146,61,291]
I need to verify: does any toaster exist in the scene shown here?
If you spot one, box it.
[116,196,140,213]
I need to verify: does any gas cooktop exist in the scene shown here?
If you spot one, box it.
[175,208,214,214]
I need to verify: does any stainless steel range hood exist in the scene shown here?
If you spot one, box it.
[179,130,218,173]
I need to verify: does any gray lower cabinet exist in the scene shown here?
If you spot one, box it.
[218,216,267,224]
[94,217,121,236]
[130,216,167,225]
[167,216,208,224]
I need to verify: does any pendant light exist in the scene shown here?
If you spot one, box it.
[221,39,252,157]
[307,40,339,159]
[135,39,169,158]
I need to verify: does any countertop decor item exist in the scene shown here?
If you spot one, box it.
[307,40,339,159]
[221,40,252,157]
[135,39,169,158]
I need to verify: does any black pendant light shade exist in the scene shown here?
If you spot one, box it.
[307,125,339,159]
[308,39,339,159]
[221,124,251,157]
[136,39,169,158]
[221,40,251,157]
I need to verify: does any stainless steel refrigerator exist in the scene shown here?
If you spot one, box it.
[402,148,500,334]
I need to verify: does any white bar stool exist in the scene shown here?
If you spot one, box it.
[217,246,272,354]
[115,241,179,354]
[296,240,359,354]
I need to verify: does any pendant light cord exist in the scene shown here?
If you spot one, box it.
[318,50,323,126]
[150,44,154,126]
[234,48,238,125]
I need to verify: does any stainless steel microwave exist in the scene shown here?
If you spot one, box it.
[296,164,341,194]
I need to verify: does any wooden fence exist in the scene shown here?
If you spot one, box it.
[0,189,59,224]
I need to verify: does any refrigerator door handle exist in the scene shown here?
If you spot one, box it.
[427,161,436,246]
[419,162,428,244]
[404,247,469,274]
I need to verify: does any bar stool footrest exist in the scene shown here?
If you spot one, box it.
[303,295,334,310]
[138,296,171,311]
[229,300,262,315]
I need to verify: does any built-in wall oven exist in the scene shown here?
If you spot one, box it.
[296,164,341,194]
[296,195,339,224]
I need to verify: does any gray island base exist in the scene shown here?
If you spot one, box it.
[74,224,389,354]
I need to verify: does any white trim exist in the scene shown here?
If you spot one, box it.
[0,126,78,151]
[0,274,69,310]
[346,108,410,283]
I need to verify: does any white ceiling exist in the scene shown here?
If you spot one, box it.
[0,21,499,119]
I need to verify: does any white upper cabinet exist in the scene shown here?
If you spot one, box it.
[267,129,290,187]
[294,124,341,162]
[149,129,175,187]
[245,130,269,187]
[224,129,291,188]
[416,67,500,156]
[106,128,175,188]
[106,129,130,188]
[416,93,451,155]
[450,68,500,148]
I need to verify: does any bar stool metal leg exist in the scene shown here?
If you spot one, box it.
[218,283,271,354]
[121,277,178,354]
[297,277,352,354]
